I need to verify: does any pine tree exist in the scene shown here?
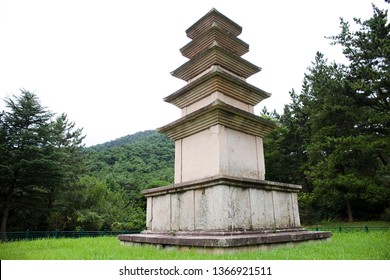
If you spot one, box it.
[0,90,85,237]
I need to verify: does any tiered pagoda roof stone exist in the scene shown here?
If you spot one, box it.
[185,8,242,39]
[165,66,270,109]
[180,25,249,59]
[158,99,279,141]
[171,45,261,82]
[160,8,276,138]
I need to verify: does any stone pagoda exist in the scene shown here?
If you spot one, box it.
[119,8,331,252]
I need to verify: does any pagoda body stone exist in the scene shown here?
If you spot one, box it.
[119,8,331,252]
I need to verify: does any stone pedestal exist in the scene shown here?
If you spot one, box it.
[118,175,331,253]
[118,8,332,252]
[144,176,301,232]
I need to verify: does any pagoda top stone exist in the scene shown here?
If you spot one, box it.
[185,8,242,39]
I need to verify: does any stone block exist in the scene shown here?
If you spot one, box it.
[194,185,230,230]
[151,194,171,231]
[226,186,252,230]
[175,126,266,183]
[272,191,299,228]
[225,128,264,179]
[171,190,195,231]
[291,192,301,226]
[193,185,253,231]
[180,128,220,182]
[249,188,275,229]
[146,197,153,230]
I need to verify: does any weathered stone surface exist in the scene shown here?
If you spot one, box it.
[167,123,271,184]
[150,194,171,231]
[171,191,195,231]
[249,188,275,229]
[225,128,263,179]
[226,187,252,230]
[291,192,301,226]
[272,190,294,228]
[180,127,220,182]
[142,176,302,232]
[146,197,153,229]
[194,185,229,230]
[142,175,302,197]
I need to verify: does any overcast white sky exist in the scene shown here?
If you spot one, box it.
[0,0,387,146]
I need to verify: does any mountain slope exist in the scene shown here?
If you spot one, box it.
[90,130,156,151]
[86,130,175,197]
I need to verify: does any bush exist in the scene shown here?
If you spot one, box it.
[298,192,319,225]
[76,210,104,231]
[381,208,390,222]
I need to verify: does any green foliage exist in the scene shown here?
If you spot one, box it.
[86,131,174,200]
[0,90,86,237]
[0,92,174,233]
[48,175,147,231]
[111,206,146,231]
[305,4,390,222]
[75,210,104,231]
[330,4,390,114]
[90,130,156,150]
[297,192,320,224]
[381,208,390,222]
[80,131,174,230]
[264,88,314,192]
[264,4,389,223]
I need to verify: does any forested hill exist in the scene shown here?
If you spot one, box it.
[90,130,156,150]
[86,130,175,193]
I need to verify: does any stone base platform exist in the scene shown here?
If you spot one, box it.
[143,176,304,233]
[118,229,332,254]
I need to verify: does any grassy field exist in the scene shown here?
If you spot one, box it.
[304,220,390,228]
[1,223,389,260]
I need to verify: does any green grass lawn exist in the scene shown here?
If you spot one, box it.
[304,220,390,228]
[1,229,389,260]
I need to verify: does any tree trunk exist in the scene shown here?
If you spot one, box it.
[346,200,354,222]
[378,152,388,166]
[1,200,11,241]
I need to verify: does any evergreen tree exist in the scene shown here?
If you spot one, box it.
[0,90,85,237]
[320,3,390,220]
[303,53,380,222]
[303,2,390,221]
[330,3,389,173]
[264,3,389,222]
